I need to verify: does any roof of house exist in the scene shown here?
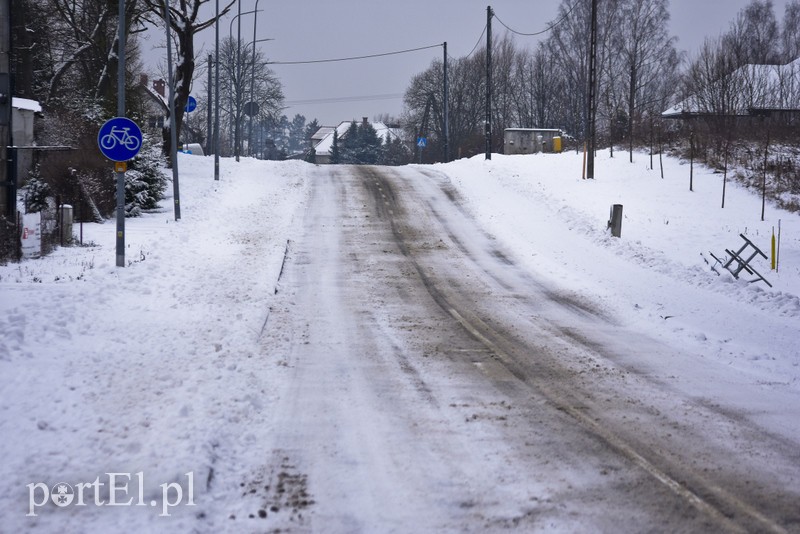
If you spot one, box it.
[663,57,800,118]
[312,120,399,156]
[12,97,42,113]
[311,127,336,142]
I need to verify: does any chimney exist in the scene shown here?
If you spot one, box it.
[362,117,369,127]
[153,79,166,97]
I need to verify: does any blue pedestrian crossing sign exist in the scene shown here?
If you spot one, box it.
[185,96,197,113]
[98,117,143,162]
[417,137,427,148]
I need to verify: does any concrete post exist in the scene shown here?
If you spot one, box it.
[608,204,623,238]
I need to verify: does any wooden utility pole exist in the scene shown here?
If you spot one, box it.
[207,54,212,157]
[585,0,598,179]
[443,41,449,163]
[485,6,492,161]
[0,0,13,217]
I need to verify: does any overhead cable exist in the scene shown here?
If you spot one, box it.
[493,1,578,37]
[463,23,488,59]
[272,43,442,65]
[285,93,404,106]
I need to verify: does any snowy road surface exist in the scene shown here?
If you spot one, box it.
[2,156,799,533]
[235,165,799,532]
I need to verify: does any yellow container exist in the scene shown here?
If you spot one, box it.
[552,136,562,153]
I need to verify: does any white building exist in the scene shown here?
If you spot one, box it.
[11,97,41,179]
[311,117,400,164]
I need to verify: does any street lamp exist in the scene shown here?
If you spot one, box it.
[248,37,274,157]
[228,7,262,162]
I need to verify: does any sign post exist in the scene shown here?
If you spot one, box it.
[114,0,127,267]
[98,116,142,267]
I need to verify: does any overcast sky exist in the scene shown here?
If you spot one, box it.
[141,0,792,127]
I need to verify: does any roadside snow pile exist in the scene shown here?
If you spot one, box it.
[431,150,799,388]
[0,155,311,531]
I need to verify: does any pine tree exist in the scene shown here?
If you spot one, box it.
[125,134,168,217]
[383,132,411,166]
[341,121,360,163]
[23,164,51,213]
[355,121,382,164]
[330,129,341,164]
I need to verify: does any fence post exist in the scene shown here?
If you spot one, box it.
[608,204,623,238]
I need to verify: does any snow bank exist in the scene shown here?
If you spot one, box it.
[0,154,312,531]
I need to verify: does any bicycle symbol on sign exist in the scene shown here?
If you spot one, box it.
[100,126,141,152]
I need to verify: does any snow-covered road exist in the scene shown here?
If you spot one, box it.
[233,165,799,532]
[3,155,798,533]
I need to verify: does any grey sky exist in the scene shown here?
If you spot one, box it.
[141,0,792,127]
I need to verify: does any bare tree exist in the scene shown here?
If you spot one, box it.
[782,1,800,61]
[724,0,780,66]
[615,0,678,161]
[216,36,283,157]
[143,0,235,159]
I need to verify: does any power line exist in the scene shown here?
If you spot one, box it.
[493,1,578,38]
[285,93,404,106]
[271,43,442,65]
[463,23,488,59]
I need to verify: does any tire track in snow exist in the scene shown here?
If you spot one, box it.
[360,165,792,534]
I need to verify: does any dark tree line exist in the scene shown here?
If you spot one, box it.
[403,0,681,162]
[402,0,800,164]
[8,0,238,222]
[328,121,410,166]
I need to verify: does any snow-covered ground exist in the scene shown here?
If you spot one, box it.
[435,151,800,437]
[1,149,798,531]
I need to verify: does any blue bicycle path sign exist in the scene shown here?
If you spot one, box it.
[185,96,197,113]
[98,117,143,162]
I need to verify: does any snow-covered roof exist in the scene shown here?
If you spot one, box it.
[311,127,335,142]
[313,120,399,156]
[144,85,168,112]
[664,57,800,117]
[12,97,42,113]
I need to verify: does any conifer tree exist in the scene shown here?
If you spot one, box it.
[330,129,341,164]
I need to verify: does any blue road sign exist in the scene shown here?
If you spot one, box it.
[98,117,143,162]
[417,137,427,148]
[185,96,197,113]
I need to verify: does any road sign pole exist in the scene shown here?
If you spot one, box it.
[115,0,126,267]
[163,0,181,220]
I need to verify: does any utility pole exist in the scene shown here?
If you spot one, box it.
[485,6,492,161]
[214,0,220,180]
[164,0,181,220]
[443,41,449,163]
[1,0,13,218]
[585,0,598,179]
[235,0,241,162]
[249,0,260,157]
[206,54,212,157]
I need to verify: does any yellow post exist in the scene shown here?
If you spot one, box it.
[771,228,776,270]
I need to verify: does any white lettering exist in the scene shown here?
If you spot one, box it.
[135,472,146,506]
[90,476,105,506]
[75,481,92,506]
[185,472,195,506]
[107,473,133,506]
[26,483,49,517]
[159,481,183,517]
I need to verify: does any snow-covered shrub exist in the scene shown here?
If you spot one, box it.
[23,164,51,213]
[125,134,167,217]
